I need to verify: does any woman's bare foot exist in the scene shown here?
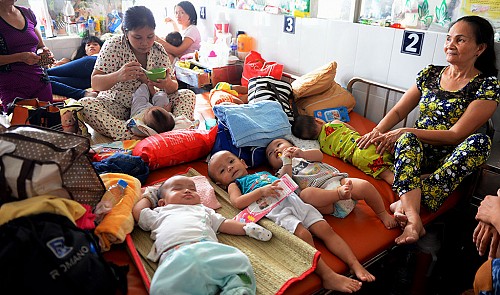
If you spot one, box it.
[394,212,408,228]
[322,271,362,293]
[338,180,353,200]
[350,261,376,282]
[389,200,400,213]
[377,211,398,229]
[395,216,426,245]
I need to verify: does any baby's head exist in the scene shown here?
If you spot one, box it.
[265,138,294,170]
[158,175,201,206]
[143,106,175,134]
[291,115,324,140]
[208,150,249,188]
[166,31,183,47]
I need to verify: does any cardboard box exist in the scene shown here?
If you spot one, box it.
[175,62,211,88]
[176,60,243,88]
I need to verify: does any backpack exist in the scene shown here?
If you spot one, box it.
[0,213,128,295]
[0,125,105,208]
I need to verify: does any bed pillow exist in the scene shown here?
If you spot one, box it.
[132,127,217,170]
[284,134,320,150]
[291,61,337,99]
[141,175,221,210]
[295,81,356,115]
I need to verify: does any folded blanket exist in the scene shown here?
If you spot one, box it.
[94,173,142,251]
[213,100,291,148]
[0,195,86,226]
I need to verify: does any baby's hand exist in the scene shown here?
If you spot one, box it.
[243,222,272,241]
[260,180,283,199]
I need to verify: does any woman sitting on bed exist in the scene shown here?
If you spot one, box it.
[47,36,103,99]
[357,15,499,245]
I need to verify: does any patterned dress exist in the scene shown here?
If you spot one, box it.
[80,35,196,140]
[393,65,499,211]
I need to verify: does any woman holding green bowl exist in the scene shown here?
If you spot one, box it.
[80,6,196,141]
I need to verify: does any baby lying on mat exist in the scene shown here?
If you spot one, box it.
[136,175,271,295]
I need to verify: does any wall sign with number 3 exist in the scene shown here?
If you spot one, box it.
[401,31,425,56]
[284,16,295,34]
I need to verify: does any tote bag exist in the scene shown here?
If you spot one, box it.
[247,76,297,122]
[241,51,284,86]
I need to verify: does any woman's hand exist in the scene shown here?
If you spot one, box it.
[356,127,382,150]
[19,52,41,65]
[473,221,500,258]
[164,17,174,24]
[476,194,500,226]
[117,61,144,82]
[372,128,408,154]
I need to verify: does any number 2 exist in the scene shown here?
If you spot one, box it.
[405,33,419,53]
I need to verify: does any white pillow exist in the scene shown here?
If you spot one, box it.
[284,134,320,150]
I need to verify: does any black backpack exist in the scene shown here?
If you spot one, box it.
[0,213,128,295]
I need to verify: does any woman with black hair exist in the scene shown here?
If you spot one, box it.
[155,1,201,58]
[47,36,104,99]
[357,15,499,246]
[79,6,196,141]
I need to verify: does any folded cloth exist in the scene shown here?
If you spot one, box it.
[213,100,291,148]
[0,195,86,226]
[94,173,142,251]
[93,153,150,185]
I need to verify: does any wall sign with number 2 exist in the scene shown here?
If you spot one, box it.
[401,31,424,56]
[284,16,295,34]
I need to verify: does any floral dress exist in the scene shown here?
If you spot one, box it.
[80,35,196,141]
[393,65,500,211]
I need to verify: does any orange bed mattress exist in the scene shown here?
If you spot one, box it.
[106,93,468,295]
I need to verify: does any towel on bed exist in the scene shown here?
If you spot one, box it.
[94,173,142,251]
[129,168,319,295]
[213,100,291,148]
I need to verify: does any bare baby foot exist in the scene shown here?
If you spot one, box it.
[377,211,399,229]
[350,261,376,282]
[337,179,353,200]
[323,271,362,293]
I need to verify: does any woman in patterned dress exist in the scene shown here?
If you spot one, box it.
[357,15,499,245]
[80,6,196,141]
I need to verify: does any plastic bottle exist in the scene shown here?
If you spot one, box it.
[94,179,128,223]
[87,18,95,36]
[230,37,237,57]
[391,0,405,28]
[237,32,253,60]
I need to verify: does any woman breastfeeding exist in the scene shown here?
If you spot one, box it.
[80,5,196,141]
[357,15,499,245]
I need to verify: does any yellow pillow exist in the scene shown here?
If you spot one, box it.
[291,61,337,99]
[295,80,356,115]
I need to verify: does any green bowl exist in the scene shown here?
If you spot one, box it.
[146,67,166,82]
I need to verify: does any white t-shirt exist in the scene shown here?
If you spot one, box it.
[138,204,226,262]
[181,25,201,56]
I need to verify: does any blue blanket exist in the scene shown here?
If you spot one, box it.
[213,100,291,148]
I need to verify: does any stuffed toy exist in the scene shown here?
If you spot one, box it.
[60,110,79,134]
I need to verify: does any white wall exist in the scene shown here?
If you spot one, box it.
[195,6,500,141]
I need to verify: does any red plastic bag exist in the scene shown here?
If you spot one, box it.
[241,51,284,86]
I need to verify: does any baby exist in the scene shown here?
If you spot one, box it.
[208,150,374,293]
[165,31,182,63]
[137,175,272,295]
[128,83,175,137]
[209,82,249,106]
[266,138,397,229]
[292,115,395,185]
